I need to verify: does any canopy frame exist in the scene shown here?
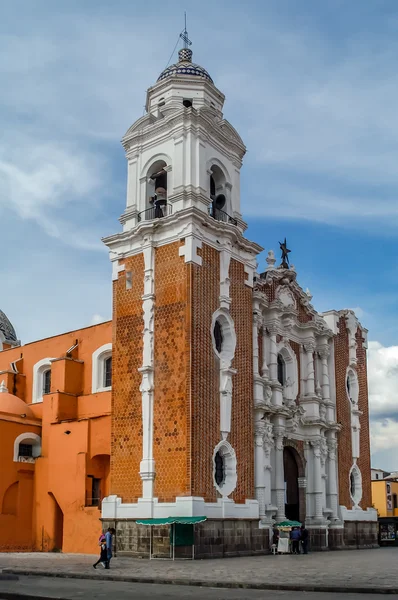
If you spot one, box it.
[135,516,207,560]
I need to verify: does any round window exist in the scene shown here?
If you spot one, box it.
[212,441,237,497]
[213,321,223,354]
[211,310,236,364]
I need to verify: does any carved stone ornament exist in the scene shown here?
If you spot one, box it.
[262,419,274,455]
[319,402,327,421]
[287,404,305,432]
[264,384,272,405]
[311,439,322,458]
[320,436,328,466]
[327,438,337,460]
[275,432,284,451]
[276,286,296,309]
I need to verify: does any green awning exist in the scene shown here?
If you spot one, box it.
[136,516,207,526]
[275,520,301,527]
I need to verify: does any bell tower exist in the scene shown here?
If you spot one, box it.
[102,33,265,554]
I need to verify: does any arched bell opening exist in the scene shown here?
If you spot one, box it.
[146,160,168,218]
[209,164,231,220]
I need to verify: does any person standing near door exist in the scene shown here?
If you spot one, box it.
[300,524,309,554]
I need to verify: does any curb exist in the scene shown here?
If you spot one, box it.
[2,569,398,595]
[0,594,64,600]
[0,575,19,581]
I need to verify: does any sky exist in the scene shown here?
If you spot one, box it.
[1,0,398,470]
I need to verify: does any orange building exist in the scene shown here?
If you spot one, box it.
[0,315,112,553]
[0,37,377,556]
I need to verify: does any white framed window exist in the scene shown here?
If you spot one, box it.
[211,309,236,366]
[92,343,112,393]
[212,440,237,498]
[13,432,41,463]
[32,358,53,403]
[349,463,363,508]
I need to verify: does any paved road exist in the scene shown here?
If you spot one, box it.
[1,577,398,600]
[2,548,398,592]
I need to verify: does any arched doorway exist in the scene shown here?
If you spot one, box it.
[284,447,299,521]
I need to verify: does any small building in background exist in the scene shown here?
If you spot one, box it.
[371,470,398,546]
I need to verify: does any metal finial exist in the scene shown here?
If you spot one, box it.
[180,12,192,48]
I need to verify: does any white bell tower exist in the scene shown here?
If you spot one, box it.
[118,37,248,237]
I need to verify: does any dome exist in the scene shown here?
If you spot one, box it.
[0,309,17,343]
[0,381,34,419]
[157,48,213,84]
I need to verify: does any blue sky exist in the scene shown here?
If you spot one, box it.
[1,0,398,469]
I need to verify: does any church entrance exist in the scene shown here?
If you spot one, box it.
[284,446,300,522]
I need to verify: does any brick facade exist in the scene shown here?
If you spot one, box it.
[111,254,144,502]
[334,316,372,510]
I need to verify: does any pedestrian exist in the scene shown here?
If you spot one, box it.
[300,524,309,554]
[271,527,279,555]
[290,527,301,554]
[93,535,107,569]
[105,527,115,569]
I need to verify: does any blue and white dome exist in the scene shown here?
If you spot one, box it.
[157,48,213,84]
[0,309,18,343]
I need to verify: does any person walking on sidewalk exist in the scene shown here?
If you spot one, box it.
[300,525,309,554]
[93,536,107,569]
[105,528,115,569]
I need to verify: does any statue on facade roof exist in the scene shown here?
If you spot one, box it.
[279,238,291,269]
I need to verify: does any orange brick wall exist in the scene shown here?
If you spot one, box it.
[335,316,352,508]
[191,244,220,502]
[111,255,144,502]
[356,327,372,509]
[229,259,255,502]
[153,242,190,502]
[334,316,372,509]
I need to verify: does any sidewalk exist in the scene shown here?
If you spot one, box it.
[1,548,398,594]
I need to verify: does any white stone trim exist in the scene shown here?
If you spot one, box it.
[349,463,363,508]
[212,440,237,498]
[92,344,112,393]
[32,358,54,404]
[340,505,377,522]
[179,235,202,265]
[346,366,359,405]
[101,495,259,520]
[211,309,236,367]
[13,432,41,462]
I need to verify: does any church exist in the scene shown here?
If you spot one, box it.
[0,37,377,557]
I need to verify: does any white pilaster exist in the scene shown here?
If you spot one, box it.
[326,435,339,520]
[139,240,156,499]
[305,342,315,396]
[311,439,324,522]
[274,428,285,521]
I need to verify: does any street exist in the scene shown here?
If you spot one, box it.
[1,577,398,600]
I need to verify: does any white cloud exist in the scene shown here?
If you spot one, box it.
[368,340,398,459]
[91,314,107,326]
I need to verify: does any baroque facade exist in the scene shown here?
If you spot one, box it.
[0,40,377,556]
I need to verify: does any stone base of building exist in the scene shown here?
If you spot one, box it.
[343,521,379,549]
[307,527,328,551]
[102,519,269,559]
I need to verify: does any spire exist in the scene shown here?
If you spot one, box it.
[0,380,8,393]
[178,12,193,63]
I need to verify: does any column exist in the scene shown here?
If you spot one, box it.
[274,428,285,521]
[299,344,305,398]
[263,419,274,516]
[253,314,260,377]
[311,440,324,521]
[254,421,266,520]
[319,347,330,402]
[326,435,339,520]
[304,342,315,396]
[268,327,278,382]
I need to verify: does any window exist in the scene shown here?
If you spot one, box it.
[393,494,398,509]
[211,310,236,363]
[350,471,355,497]
[32,358,54,403]
[104,357,112,389]
[346,376,350,398]
[376,473,379,479]
[277,354,286,386]
[214,451,224,486]
[212,441,237,497]
[43,369,51,395]
[13,432,41,462]
[18,443,33,458]
[346,368,359,404]
[213,321,223,354]
[92,343,112,393]
[183,99,192,108]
